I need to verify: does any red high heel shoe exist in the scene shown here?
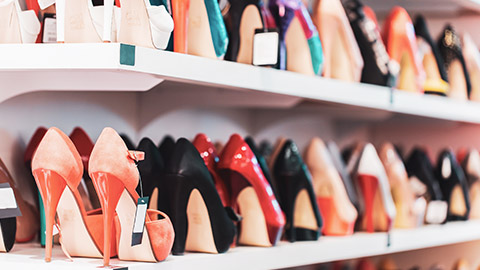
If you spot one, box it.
[382,6,425,93]
[217,134,285,247]
[172,0,190,53]
[31,127,116,262]
[193,133,230,206]
[89,127,174,266]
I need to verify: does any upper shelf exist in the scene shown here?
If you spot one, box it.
[362,0,480,15]
[2,221,480,270]
[1,43,480,124]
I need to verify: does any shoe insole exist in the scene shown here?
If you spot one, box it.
[423,50,442,82]
[57,188,102,258]
[187,0,216,58]
[116,189,156,262]
[237,186,271,247]
[448,59,468,100]
[293,189,318,230]
[397,51,418,92]
[237,5,262,64]
[450,184,467,217]
[64,0,102,43]
[469,182,480,219]
[119,0,154,48]
[285,16,314,75]
[185,189,217,253]
[0,2,22,43]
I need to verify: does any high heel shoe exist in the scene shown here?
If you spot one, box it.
[414,15,449,96]
[38,0,115,43]
[461,33,480,101]
[245,136,278,199]
[437,25,471,100]
[158,135,175,161]
[382,6,425,93]
[405,147,447,224]
[89,127,174,265]
[137,137,164,210]
[160,138,235,254]
[342,0,397,87]
[269,0,323,75]
[379,143,423,228]
[224,0,264,64]
[459,149,480,219]
[352,143,396,232]
[436,150,470,221]
[326,141,359,210]
[24,127,47,246]
[0,161,18,252]
[259,140,273,161]
[112,0,174,49]
[120,133,136,150]
[304,138,356,235]
[272,139,322,241]
[69,127,97,210]
[0,0,40,43]
[193,133,230,206]
[313,0,363,81]
[218,134,285,247]
[268,137,287,171]
[32,127,116,262]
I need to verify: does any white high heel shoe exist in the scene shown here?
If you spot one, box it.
[38,0,116,43]
[0,0,40,43]
[109,0,174,49]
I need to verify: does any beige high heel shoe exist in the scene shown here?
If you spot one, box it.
[0,0,40,43]
[462,33,480,102]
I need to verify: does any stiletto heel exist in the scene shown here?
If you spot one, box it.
[218,134,285,247]
[32,170,67,262]
[89,127,174,265]
[172,0,189,53]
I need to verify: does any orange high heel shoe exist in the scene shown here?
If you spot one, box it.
[31,127,116,262]
[382,6,425,93]
[172,0,189,53]
[89,127,174,266]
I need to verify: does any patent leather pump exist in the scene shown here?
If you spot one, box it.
[0,162,17,252]
[161,138,235,255]
[382,6,425,93]
[89,128,174,265]
[342,0,397,87]
[218,134,285,247]
[414,15,449,96]
[193,133,229,206]
[459,149,480,219]
[273,139,322,241]
[438,25,471,100]
[304,138,355,235]
[158,135,175,161]
[245,136,278,198]
[436,150,470,221]
[137,137,164,210]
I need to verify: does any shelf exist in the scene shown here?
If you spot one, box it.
[2,221,480,270]
[363,0,480,15]
[1,43,480,125]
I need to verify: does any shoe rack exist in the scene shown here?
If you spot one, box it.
[3,2,480,269]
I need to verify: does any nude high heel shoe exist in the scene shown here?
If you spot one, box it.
[461,33,480,102]
[304,138,357,235]
[382,7,425,93]
[459,149,480,219]
[89,127,174,266]
[31,127,117,262]
[0,0,40,43]
[313,0,363,81]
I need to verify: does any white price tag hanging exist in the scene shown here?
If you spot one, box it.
[253,28,279,67]
[131,197,149,246]
[42,15,57,43]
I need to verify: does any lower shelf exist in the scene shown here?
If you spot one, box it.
[2,220,480,269]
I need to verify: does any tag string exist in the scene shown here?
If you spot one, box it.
[134,161,144,198]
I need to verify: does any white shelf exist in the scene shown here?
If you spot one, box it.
[2,221,480,270]
[1,43,480,125]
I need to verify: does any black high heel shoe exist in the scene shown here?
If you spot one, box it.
[0,218,15,252]
[224,0,264,64]
[245,136,278,198]
[272,140,322,242]
[158,135,175,161]
[160,138,235,255]
[405,147,447,224]
[120,134,135,150]
[342,0,397,87]
[436,150,470,221]
[438,25,471,100]
[414,15,449,96]
[137,138,164,210]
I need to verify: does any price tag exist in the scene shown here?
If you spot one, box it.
[425,200,448,224]
[42,15,57,43]
[0,183,21,219]
[253,28,279,67]
[131,197,149,246]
